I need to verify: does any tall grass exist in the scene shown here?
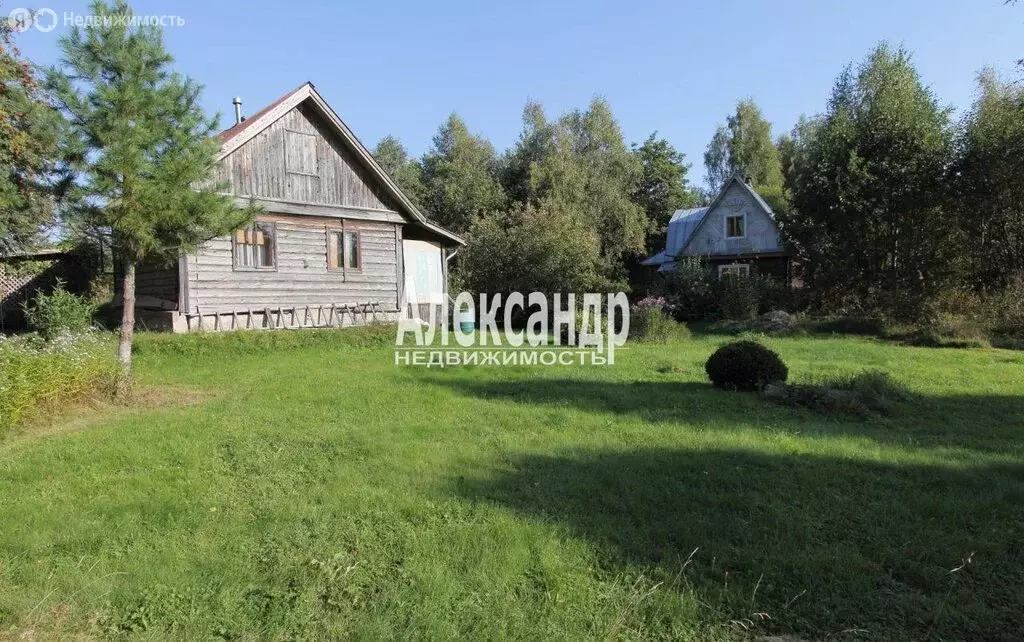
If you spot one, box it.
[132,322,398,357]
[0,331,118,435]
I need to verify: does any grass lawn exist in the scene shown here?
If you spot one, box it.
[2,332,1023,639]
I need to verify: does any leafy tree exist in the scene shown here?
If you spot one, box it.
[0,23,63,253]
[631,133,699,255]
[460,200,602,295]
[953,69,1024,290]
[500,100,556,205]
[703,99,785,209]
[48,0,256,392]
[529,98,647,288]
[373,135,425,209]
[777,115,821,197]
[419,114,504,235]
[783,43,956,315]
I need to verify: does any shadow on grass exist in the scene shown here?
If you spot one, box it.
[452,448,1024,639]
[428,376,1024,455]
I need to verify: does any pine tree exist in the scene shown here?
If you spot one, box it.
[0,22,63,252]
[48,0,256,392]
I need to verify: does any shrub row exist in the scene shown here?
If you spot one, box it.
[659,258,802,323]
[0,332,119,435]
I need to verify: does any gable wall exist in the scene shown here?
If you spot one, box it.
[213,102,396,211]
[681,181,783,256]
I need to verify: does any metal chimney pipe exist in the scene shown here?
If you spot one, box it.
[232,97,243,125]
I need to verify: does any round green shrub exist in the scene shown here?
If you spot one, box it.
[705,340,788,391]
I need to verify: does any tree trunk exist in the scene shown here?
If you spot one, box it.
[116,260,136,397]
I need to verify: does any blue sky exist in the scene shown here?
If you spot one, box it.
[13,0,1024,186]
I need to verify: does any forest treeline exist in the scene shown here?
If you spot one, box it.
[372,43,1024,323]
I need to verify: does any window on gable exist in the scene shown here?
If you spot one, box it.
[327,227,361,271]
[726,214,746,239]
[285,129,318,176]
[233,222,276,269]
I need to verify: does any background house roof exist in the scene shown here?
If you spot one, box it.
[641,207,709,267]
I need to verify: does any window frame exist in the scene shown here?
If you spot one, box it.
[232,221,278,272]
[724,213,747,239]
[284,128,320,178]
[325,222,362,274]
[717,263,750,279]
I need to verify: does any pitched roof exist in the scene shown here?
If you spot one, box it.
[641,174,778,267]
[678,174,774,255]
[215,83,464,246]
[640,207,708,266]
[216,83,307,145]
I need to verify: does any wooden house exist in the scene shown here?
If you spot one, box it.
[133,82,463,332]
[641,174,792,281]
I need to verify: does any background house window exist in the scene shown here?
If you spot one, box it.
[718,263,750,279]
[726,214,746,238]
[327,228,360,271]
[233,222,275,269]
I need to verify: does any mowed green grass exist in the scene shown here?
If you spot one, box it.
[2,333,1024,639]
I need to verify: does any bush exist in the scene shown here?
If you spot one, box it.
[661,259,796,323]
[712,275,760,321]
[837,370,914,405]
[0,331,118,435]
[809,316,888,336]
[629,296,692,342]
[764,369,913,417]
[756,310,797,335]
[988,277,1024,339]
[704,340,788,391]
[22,281,96,340]
[662,258,715,323]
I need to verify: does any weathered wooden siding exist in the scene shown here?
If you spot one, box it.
[185,214,400,313]
[682,181,783,256]
[213,102,395,211]
[134,262,179,307]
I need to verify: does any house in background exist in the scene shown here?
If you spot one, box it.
[642,174,792,281]
[133,82,463,332]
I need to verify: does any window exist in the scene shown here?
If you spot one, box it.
[718,263,750,279]
[327,227,360,271]
[233,222,275,269]
[285,129,318,176]
[725,214,746,239]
